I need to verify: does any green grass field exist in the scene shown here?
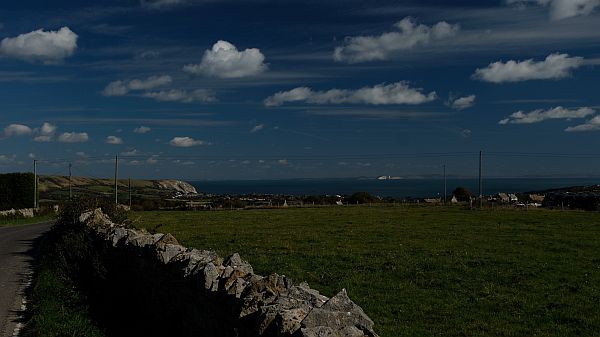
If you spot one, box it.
[131,206,600,337]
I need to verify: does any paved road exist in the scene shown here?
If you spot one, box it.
[0,222,52,337]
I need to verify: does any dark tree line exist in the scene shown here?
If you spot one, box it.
[0,172,35,210]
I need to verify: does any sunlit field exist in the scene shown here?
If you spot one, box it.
[132,206,600,337]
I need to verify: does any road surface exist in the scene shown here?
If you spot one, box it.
[0,222,52,337]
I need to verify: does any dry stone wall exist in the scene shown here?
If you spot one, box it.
[79,209,379,337]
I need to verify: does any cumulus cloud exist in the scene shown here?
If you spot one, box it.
[4,124,32,137]
[106,135,123,144]
[169,136,206,147]
[565,115,600,132]
[33,122,57,142]
[134,126,151,134]
[334,17,459,63]
[250,124,264,133]
[473,53,584,83]
[143,89,216,103]
[448,95,476,110]
[58,132,89,143]
[264,82,436,107]
[183,40,267,78]
[499,106,595,124]
[0,27,77,63]
[102,81,128,97]
[102,75,172,96]
[507,0,600,20]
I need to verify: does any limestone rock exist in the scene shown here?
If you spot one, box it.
[131,233,164,248]
[226,277,248,298]
[239,274,292,318]
[155,233,180,246]
[107,227,129,247]
[171,249,221,278]
[80,208,114,228]
[202,262,225,291]
[300,289,378,337]
[17,208,34,218]
[156,243,186,264]
[254,283,327,335]
[224,253,254,275]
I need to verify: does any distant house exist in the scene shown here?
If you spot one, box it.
[450,196,458,204]
[508,194,518,203]
[529,194,545,203]
[423,198,441,204]
[497,193,510,203]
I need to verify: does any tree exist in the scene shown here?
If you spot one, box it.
[452,187,474,202]
[347,192,378,204]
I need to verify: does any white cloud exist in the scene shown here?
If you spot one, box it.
[102,75,172,97]
[33,122,57,142]
[169,136,206,147]
[565,115,600,132]
[250,124,264,133]
[4,124,32,137]
[449,95,476,110]
[133,126,151,134]
[28,153,36,159]
[277,159,289,165]
[128,75,172,90]
[173,159,195,165]
[58,132,89,143]
[499,106,595,124]
[183,40,267,78]
[143,89,216,103]
[264,82,436,107]
[141,0,189,9]
[102,81,128,97]
[0,27,77,63]
[106,135,123,144]
[334,17,459,63]
[121,149,139,156]
[0,154,16,165]
[473,53,584,83]
[507,0,600,20]
[146,155,159,164]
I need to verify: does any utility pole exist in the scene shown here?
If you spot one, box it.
[478,150,483,208]
[128,177,132,209]
[443,164,447,204]
[114,155,119,206]
[68,163,72,200]
[33,160,37,209]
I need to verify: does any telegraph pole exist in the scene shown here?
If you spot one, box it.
[128,177,132,209]
[33,159,37,209]
[114,155,119,206]
[68,163,72,200]
[443,164,447,204]
[478,150,483,208]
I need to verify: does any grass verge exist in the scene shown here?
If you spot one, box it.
[131,205,600,337]
[0,214,56,228]
[20,209,105,337]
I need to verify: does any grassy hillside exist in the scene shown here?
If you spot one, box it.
[38,175,196,201]
[131,206,600,337]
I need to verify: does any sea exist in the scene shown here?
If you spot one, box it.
[189,177,600,198]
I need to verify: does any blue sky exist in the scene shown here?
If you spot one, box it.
[1,0,600,180]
